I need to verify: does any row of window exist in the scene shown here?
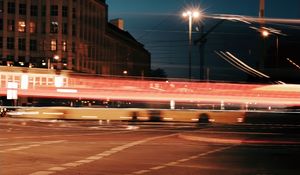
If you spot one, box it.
[0,19,75,35]
[0,37,37,51]
[0,38,70,52]
[1,2,71,18]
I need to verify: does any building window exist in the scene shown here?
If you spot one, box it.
[62,41,67,52]
[30,40,37,51]
[7,2,15,14]
[0,37,2,48]
[0,1,3,13]
[8,20,14,31]
[50,21,58,33]
[29,22,36,33]
[19,4,26,15]
[31,5,38,16]
[51,40,57,51]
[18,21,26,32]
[72,42,75,53]
[41,5,46,16]
[7,37,14,49]
[62,23,68,34]
[50,5,58,16]
[18,38,26,51]
[41,22,46,34]
[7,55,14,61]
[62,6,68,17]
[72,8,76,19]
[72,24,76,36]
[0,19,3,30]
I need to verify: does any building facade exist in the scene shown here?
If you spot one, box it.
[0,0,150,77]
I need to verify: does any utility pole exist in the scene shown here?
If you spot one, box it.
[259,0,265,18]
[194,20,225,80]
[259,0,266,71]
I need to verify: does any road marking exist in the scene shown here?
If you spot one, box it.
[86,156,102,160]
[129,145,234,175]
[150,166,164,170]
[28,133,177,175]
[48,167,66,171]
[30,171,54,175]
[10,131,133,140]
[76,159,94,163]
[62,162,83,167]
[134,170,150,174]
[178,158,190,162]
[0,140,65,153]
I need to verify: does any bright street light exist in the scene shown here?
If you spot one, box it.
[182,9,201,80]
[261,30,270,37]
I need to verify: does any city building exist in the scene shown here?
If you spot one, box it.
[0,0,150,77]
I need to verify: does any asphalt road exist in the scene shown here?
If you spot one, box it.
[1,117,300,175]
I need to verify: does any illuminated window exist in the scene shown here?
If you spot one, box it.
[50,21,58,33]
[7,20,14,31]
[62,41,67,52]
[18,21,26,32]
[51,40,57,51]
[29,22,36,33]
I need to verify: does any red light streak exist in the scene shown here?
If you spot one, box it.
[1,73,300,106]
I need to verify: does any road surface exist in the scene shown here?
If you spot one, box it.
[1,117,300,175]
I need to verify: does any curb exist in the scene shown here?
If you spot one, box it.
[179,134,300,145]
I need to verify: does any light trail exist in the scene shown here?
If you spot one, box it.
[215,51,270,78]
[1,69,300,107]
[208,14,300,25]
[287,58,300,70]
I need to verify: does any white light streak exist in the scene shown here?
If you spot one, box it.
[57,89,78,93]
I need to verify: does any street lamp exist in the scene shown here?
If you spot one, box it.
[261,29,280,66]
[182,10,201,80]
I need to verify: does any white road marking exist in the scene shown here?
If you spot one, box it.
[0,140,65,153]
[62,162,83,167]
[28,133,177,175]
[76,159,94,163]
[150,166,164,170]
[29,171,54,175]
[130,145,234,175]
[48,167,66,171]
[134,170,150,174]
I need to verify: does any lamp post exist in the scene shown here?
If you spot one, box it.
[182,10,200,80]
[261,30,279,67]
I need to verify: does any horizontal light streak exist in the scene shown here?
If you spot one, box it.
[81,116,98,119]
[57,89,78,93]
[163,117,174,121]
[43,112,64,115]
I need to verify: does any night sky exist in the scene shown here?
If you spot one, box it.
[107,0,300,81]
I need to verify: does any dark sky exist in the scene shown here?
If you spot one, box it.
[107,0,300,81]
